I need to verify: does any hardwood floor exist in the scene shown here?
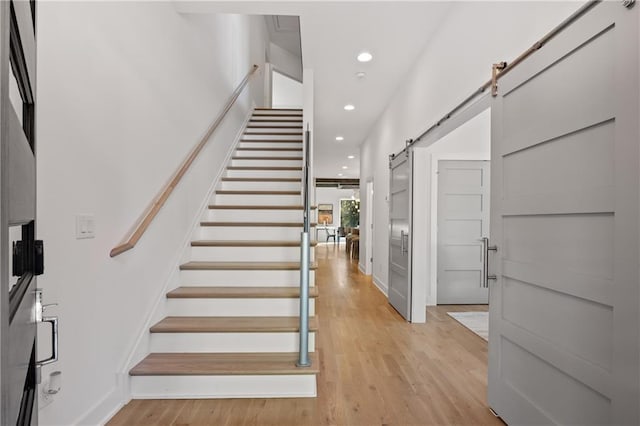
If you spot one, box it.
[108,243,502,426]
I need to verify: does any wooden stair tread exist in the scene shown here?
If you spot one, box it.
[227,166,302,171]
[251,114,302,117]
[208,205,316,210]
[221,177,302,182]
[254,108,302,111]
[191,240,318,247]
[236,147,302,152]
[246,125,303,129]
[199,221,317,227]
[244,132,302,135]
[150,316,319,333]
[249,118,302,123]
[240,140,302,144]
[130,352,319,376]
[215,190,300,195]
[179,261,318,271]
[231,156,303,161]
[210,204,305,210]
[167,286,319,299]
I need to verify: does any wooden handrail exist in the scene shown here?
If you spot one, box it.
[110,64,259,257]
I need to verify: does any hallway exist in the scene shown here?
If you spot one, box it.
[108,244,501,425]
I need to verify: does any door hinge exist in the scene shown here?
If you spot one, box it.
[491,61,508,97]
[623,0,635,8]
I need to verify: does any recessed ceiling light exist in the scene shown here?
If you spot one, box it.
[347,155,355,159]
[356,72,366,79]
[357,52,373,62]
[335,136,344,141]
[338,173,344,177]
[344,104,355,111]
[342,166,348,170]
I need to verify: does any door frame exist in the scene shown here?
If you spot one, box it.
[362,179,374,275]
[407,96,491,308]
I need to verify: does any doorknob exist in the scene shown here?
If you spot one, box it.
[479,237,497,288]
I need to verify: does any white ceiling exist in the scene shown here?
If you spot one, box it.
[175,1,453,179]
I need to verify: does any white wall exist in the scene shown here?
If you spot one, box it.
[36,3,268,425]
[272,70,303,109]
[359,1,581,301]
[269,42,303,82]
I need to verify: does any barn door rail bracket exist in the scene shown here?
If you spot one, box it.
[491,62,508,97]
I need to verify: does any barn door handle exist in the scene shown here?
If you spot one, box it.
[480,237,497,288]
[400,230,409,254]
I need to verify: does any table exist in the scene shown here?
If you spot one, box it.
[315,226,336,242]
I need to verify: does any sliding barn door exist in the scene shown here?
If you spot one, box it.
[388,150,412,321]
[488,2,639,425]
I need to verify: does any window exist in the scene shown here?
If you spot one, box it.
[340,199,360,228]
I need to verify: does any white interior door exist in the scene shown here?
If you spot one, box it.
[388,151,411,320]
[437,160,489,304]
[488,3,639,424]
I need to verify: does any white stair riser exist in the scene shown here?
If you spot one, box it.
[219,181,301,191]
[248,122,303,128]
[239,142,302,149]
[130,375,316,399]
[234,150,302,158]
[190,245,314,262]
[231,159,302,168]
[213,194,301,205]
[253,111,302,116]
[149,332,315,353]
[180,269,315,286]
[165,298,315,317]
[225,170,302,179]
[198,226,308,240]
[206,209,302,222]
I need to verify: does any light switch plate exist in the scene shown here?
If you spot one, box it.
[76,215,95,239]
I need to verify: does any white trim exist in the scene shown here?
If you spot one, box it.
[364,179,374,276]
[73,382,125,426]
[372,274,388,296]
[358,262,366,274]
[412,93,490,149]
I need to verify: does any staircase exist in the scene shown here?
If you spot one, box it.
[129,108,319,398]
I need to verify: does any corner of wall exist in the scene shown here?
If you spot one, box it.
[372,274,388,296]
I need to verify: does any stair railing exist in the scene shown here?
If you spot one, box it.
[297,125,311,367]
[110,64,259,257]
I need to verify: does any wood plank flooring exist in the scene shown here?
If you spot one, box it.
[107,244,502,426]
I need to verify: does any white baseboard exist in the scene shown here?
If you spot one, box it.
[372,274,388,296]
[358,263,366,274]
[74,386,125,426]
